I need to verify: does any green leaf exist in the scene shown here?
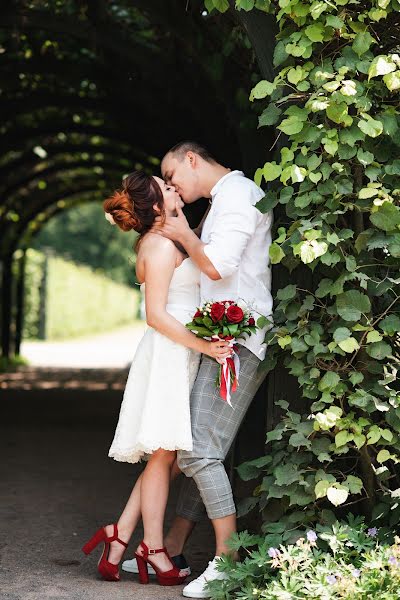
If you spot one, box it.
[291,165,307,183]
[256,191,279,213]
[235,0,255,10]
[367,427,381,445]
[352,32,375,57]
[326,15,344,29]
[287,66,305,85]
[269,243,285,264]
[383,71,400,91]
[307,154,322,171]
[357,148,375,165]
[266,427,284,443]
[368,55,397,79]
[263,161,282,182]
[379,314,400,335]
[250,80,275,100]
[381,429,393,442]
[366,341,392,360]
[341,80,357,96]
[327,484,349,507]
[281,147,294,164]
[315,479,330,499]
[358,115,383,138]
[335,430,351,447]
[349,371,364,385]
[353,434,366,449]
[212,0,230,12]
[289,432,311,448]
[318,371,340,391]
[254,167,263,187]
[327,102,350,125]
[338,337,360,353]
[333,327,352,342]
[277,284,297,301]
[322,138,338,156]
[336,290,371,321]
[278,116,305,135]
[237,455,272,481]
[273,40,289,67]
[278,335,291,349]
[366,330,383,343]
[305,23,325,43]
[370,202,400,232]
[377,449,391,463]
[345,256,357,272]
[274,463,304,485]
[258,104,282,127]
[310,1,327,19]
[345,475,363,494]
[359,187,379,199]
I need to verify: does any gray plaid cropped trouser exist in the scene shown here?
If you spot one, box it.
[176,345,266,521]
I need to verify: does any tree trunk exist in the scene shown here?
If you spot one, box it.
[14,249,26,355]
[1,253,13,358]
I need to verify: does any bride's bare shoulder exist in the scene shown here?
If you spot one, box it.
[139,233,177,260]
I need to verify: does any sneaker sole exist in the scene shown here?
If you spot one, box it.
[182,590,210,599]
[122,561,190,577]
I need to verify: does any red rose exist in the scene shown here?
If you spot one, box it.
[210,302,225,322]
[226,305,244,323]
[194,310,203,318]
[248,317,255,326]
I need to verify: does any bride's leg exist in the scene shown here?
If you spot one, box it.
[137,449,178,572]
[105,471,143,564]
[105,454,181,565]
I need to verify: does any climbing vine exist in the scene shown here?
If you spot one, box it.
[207,0,400,532]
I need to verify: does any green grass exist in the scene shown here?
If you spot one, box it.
[23,249,140,340]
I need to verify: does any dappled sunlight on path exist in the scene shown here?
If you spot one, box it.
[0,367,127,392]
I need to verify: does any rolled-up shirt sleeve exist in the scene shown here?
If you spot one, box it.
[203,192,259,279]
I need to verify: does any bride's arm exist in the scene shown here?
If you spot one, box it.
[143,237,230,361]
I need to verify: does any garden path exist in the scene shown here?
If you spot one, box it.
[0,365,214,600]
[20,322,147,368]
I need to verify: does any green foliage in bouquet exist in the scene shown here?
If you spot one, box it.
[185,301,260,339]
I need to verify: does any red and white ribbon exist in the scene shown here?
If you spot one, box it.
[214,336,240,407]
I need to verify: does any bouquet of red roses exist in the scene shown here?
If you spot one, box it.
[186,300,258,406]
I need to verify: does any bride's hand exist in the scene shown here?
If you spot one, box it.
[204,340,233,361]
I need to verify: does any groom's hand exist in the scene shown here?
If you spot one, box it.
[152,202,191,243]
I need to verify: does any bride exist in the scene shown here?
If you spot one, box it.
[82,171,231,586]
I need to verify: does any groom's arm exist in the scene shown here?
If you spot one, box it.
[153,194,259,281]
[178,227,222,280]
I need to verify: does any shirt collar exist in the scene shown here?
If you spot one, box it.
[210,170,244,200]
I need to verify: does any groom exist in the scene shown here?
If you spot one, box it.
[128,141,273,597]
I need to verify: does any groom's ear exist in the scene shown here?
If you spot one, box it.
[187,151,196,168]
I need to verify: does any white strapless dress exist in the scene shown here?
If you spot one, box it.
[108,258,201,464]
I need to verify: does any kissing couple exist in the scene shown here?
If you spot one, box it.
[83,141,273,598]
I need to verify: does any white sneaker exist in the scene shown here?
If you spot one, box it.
[122,557,156,575]
[122,556,191,577]
[182,557,227,598]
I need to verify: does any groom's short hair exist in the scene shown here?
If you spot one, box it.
[166,141,216,163]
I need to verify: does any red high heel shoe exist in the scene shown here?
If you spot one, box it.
[135,541,188,586]
[82,524,128,581]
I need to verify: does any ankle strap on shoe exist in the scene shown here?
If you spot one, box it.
[105,524,128,548]
[139,541,167,558]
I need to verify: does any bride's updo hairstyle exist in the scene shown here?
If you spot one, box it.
[103,171,166,244]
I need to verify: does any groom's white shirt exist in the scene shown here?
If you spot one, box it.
[200,170,273,360]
